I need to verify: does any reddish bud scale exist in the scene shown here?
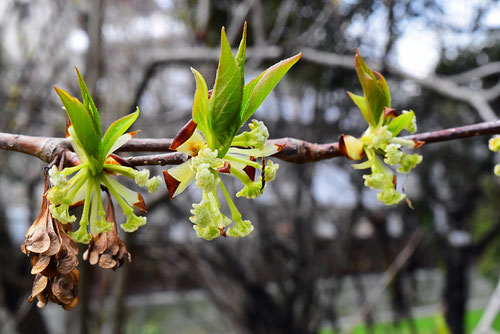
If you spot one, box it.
[413,140,425,149]
[170,119,197,151]
[243,157,257,181]
[163,170,181,200]
[338,135,365,161]
[383,107,398,119]
[217,161,231,174]
[133,193,148,213]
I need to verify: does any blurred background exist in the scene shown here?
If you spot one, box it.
[2,0,500,333]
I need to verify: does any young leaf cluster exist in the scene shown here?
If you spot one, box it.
[47,69,161,243]
[340,51,422,205]
[164,24,301,240]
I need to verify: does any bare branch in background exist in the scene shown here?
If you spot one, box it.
[127,46,282,115]
[267,0,295,44]
[127,42,500,122]
[250,0,266,46]
[344,229,425,334]
[296,0,337,47]
[226,0,256,44]
[449,61,500,83]
[84,0,105,95]
[473,274,500,334]
[301,47,499,121]
[194,0,211,40]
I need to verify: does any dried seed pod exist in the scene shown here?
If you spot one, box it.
[54,222,79,274]
[83,194,131,270]
[22,172,62,257]
[29,268,79,311]
[22,169,80,311]
[30,254,51,275]
[51,269,79,306]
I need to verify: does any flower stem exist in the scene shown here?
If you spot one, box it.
[224,154,261,169]
[219,180,242,221]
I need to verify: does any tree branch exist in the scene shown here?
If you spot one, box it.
[1,120,500,166]
[448,61,500,83]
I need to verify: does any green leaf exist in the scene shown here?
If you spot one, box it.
[347,92,371,124]
[54,86,101,160]
[101,108,140,160]
[240,70,267,124]
[235,22,247,79]
[75,67,101,137]
[354,50,391,127]
[241,52,301,125]
[190,68,210,144]
[208,27,243,157]
[387,110,416,136]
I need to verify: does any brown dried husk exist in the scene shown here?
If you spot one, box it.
[23,170,80,311]
[83,196,131,270]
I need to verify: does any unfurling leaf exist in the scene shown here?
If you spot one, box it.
[352,49,391,127]
[75,67,101,136]
[190,68,210,144]
[208,27,243,157]
[54,86,101,160]
[241,53,302,126]
[387,110,417,135]
[101,108,140,161]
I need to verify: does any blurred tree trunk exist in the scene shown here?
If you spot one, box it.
[443,245,469,334]
[111,233,131,334]
[84,0,105,95]
[78,1,106,334]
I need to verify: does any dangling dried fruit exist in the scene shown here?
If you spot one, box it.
[83,193,131,270]
[22,169,80,310]
[55,222,79,274]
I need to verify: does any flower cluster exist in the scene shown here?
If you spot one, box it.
[47,68,161,243]
[164,120,282,240]
[339,51,423,205]
[21,171,79,310]
[164,23,300,240]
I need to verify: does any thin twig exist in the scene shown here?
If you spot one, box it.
[403,119,500,143]
[0,120,500,166]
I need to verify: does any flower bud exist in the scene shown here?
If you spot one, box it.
[377,187,406,205]
[489,136,500,152]
[227,218,254,237]
[398,153,423,173]
[384,144,403,166]
[236,180,263,199]
[195,167,219,192]
[363,172,387,190]
[264,161,279,182]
